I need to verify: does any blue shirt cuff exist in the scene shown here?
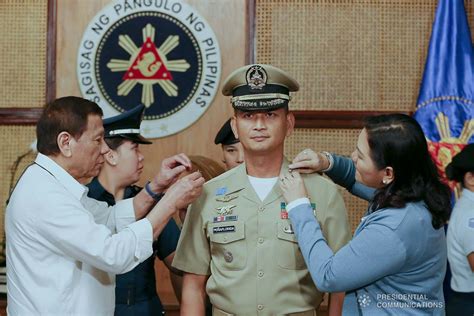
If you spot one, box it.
[286,197,311,212]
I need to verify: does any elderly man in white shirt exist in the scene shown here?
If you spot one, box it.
[5,96,205,315]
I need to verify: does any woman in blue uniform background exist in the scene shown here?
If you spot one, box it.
[87,105,182,315]
[444,144,474,316]
[280,114,452,315]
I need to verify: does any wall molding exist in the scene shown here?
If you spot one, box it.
[0,109,412,127]
[246,0,256,64]
[0,108,43,125]
[46,0,57,103]
[293,111,413,129]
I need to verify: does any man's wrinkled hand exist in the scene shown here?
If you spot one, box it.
[161,171,205,214]
[152,153,192,192]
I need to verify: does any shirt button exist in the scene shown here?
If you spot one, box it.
[257,304,264,310]
[258,237,264,244]
[258,270,264,277]
[258,206,265,212]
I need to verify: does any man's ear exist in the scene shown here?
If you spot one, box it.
[286,112,295,137]
[230,116,239,140]
[57,132,73,158]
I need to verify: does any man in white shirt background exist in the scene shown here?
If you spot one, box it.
[5,96,205,315]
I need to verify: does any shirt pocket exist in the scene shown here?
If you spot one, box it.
[208,221,247,271]
[275,222,306,270]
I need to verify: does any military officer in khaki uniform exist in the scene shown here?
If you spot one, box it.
[173,64,351,316]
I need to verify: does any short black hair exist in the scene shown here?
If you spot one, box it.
[36,97,103,155]
[104,137,128,151]
[445,144,474,184]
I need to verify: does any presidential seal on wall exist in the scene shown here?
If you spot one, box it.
[77,0,221,138]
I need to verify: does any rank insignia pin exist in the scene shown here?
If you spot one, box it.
[216,204,236,216]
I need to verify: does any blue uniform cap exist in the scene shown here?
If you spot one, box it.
[103,105,152,144]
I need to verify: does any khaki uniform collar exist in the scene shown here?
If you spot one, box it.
[225,157,290,205]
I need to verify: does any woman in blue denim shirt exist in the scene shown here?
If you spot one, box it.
[279,114,451,315]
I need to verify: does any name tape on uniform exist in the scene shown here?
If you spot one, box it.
[213,225,236,234]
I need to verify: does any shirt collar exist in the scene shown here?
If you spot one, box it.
[35,153,87,201]
[86,177,116,206]
[462,188,474,202]
[86,177,107,199]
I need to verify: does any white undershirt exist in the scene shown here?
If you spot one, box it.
[248,176,278,201]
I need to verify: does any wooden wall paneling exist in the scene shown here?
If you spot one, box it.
[0,108,43,125]
[0,0,56,125]
[0,0,51,124]
[46,0,57,103]
[0,1,48,109]
[293,110,413,129]
[246,0,256,64]
[254,0,438,113]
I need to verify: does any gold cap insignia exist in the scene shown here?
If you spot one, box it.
[246,65,267,90]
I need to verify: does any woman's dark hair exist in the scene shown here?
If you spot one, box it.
[445,143,474,186]
[366,113,451,229]
[37,96,103,155]
[188,155,225,181]
[104,137,127,150]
